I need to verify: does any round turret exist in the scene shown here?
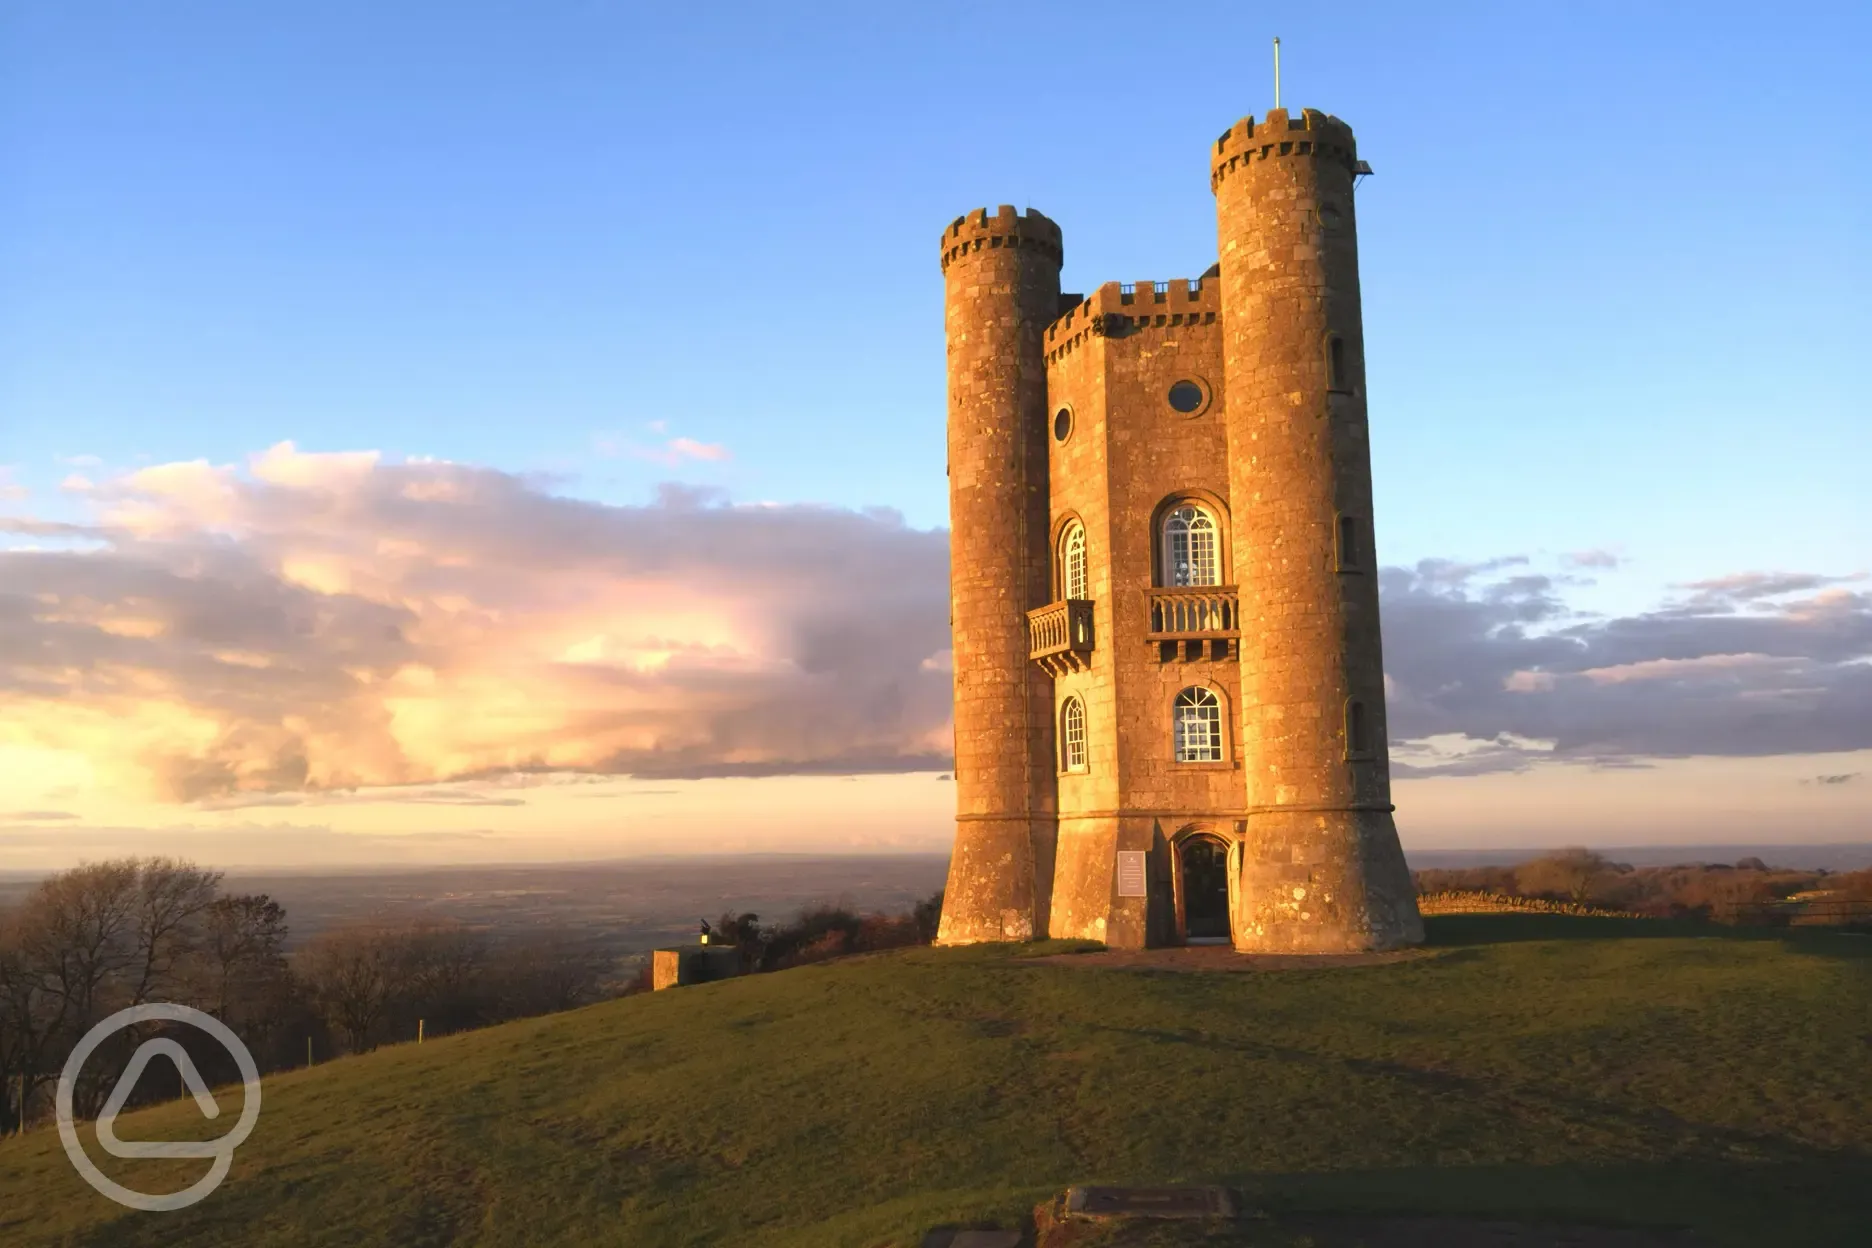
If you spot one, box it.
[939,204,1063,275]
[935,205,1063,945]
[1211,108,1423,953]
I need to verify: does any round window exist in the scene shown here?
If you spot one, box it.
[1052,407,1073,442]
[1167,380,1205,414]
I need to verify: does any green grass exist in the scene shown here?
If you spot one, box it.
[2,917,1869,1247]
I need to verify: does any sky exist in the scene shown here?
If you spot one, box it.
[1,1,1867,869]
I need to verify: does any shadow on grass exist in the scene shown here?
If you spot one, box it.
[1423,913,1872,961]
[1237,1157,1872,1248]
[927,1158,1872,1248]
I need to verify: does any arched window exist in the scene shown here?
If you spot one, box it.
[1060,697,1087,772]
[1060,522,1088,601]
[1162,505,1220,587]
[1173,686,1223,763]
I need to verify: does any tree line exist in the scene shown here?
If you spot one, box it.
[650,891,947,986]
[1413,847,1872,917]
[0,856,615,1134]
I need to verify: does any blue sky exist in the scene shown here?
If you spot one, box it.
[6,2,1866,594]
[0,3,1867,865]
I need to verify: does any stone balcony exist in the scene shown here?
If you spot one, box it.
[1027,598,1095,676]
[1147,586,1239,661]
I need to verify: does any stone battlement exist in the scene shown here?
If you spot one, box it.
[940,105,1422,958]
[1044,279,1218,362]
[940,205,1064,273]
[1210,108,1358,191]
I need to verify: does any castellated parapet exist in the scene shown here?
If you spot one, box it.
[940,204,1064,274]
[936,111,1422,954]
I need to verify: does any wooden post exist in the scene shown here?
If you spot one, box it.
[418,1019,424,1045]
[306,1036,313,1069]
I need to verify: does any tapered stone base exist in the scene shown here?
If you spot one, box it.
[936,816,1055,945]
[1234,807,1423,953]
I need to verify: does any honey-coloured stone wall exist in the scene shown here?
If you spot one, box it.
[935,206,1062,944]
[1211,109,1422,952]
[937,107,1423,956]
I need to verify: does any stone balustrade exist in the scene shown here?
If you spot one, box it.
[1026,599,1095,676]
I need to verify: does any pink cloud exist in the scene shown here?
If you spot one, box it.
[0,450,948,804]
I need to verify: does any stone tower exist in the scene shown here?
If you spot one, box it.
[935,206,1063,943]
[936,108,1421,954]
[1211,109,1422,951]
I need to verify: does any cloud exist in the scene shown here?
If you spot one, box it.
[0,467,27,502]
[1673,571,1867,609]
[1,443,951,803]
[0,810,80,822]
[631,437,729,467]
[1562,549,1621,569]
[191,785,531,811]
[1381,560,1872,775]
[591,430,729,466]
[1801,773,1860,786]
[3,444,1867,803]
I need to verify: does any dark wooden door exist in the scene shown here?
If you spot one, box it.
[1180,837,1230,941]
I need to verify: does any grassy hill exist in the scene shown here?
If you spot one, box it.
[2,917,1869,1247]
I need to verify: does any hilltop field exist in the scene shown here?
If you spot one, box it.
[1,916,1868,1247]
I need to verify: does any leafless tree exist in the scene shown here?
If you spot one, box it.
[194,894,292,1038]
[127,858,222,1006]
[295,926,404,1054]
[13,861,141,1035]
[486,932,611,1019]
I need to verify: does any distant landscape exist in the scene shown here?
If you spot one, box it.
[2,846,1867,957]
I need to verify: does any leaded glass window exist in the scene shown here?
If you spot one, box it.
[1174,686,1223,763]
[1163,505,1219,587]
[1061,697,1087,771]
[1062,523,1088,600]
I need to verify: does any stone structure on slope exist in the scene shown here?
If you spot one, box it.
[936,107,1423,953]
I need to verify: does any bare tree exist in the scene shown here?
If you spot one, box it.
[0,913,67,1131]
[127,858,222,1006]
[195,894,292,1037]
[19,861,140,1029]
[486,932,611,1019]
[396,922,489,1037]
[296,926,404,1054]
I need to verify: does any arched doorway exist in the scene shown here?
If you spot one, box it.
[1178,835,1232,944]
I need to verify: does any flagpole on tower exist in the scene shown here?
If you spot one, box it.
[1273,37,1281,110]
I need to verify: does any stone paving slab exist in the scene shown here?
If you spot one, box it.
[1025,946,1434,973]
[1029,1214,1707,1247]
[922,1231,1023,1248]
[1065,1185,1240,1219]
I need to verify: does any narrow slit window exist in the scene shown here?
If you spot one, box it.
[1328,336,1347,391]
[1062,697,1087,771]
[1347,700,1369,756]
[1174,687,1224,763]
[1337,515,1359,570]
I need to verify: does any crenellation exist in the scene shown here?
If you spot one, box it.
[939,104,1420,955]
